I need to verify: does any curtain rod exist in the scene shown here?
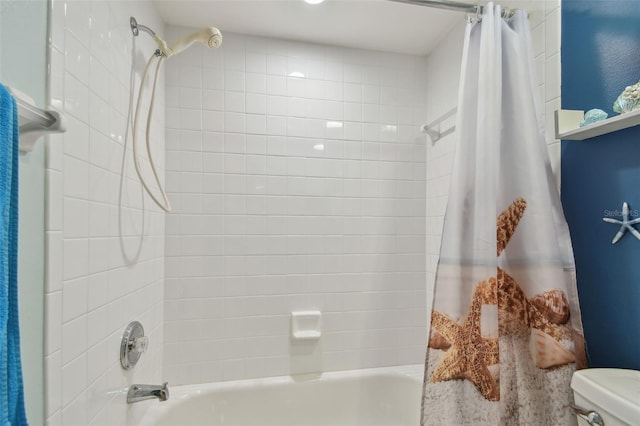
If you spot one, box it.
[389,0,518,18]
[389,0,478,13]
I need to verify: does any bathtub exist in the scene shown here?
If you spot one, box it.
[139,365,423,426]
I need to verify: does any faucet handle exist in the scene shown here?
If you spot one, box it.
[132,335,149,353]
[121,321,148,370]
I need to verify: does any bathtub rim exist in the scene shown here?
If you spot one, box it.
[139,364,425,425]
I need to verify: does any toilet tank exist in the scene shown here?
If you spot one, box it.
[571,368,640,426]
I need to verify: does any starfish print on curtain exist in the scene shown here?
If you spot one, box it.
[428,199,576,401]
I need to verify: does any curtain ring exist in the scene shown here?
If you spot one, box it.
[475,2,482,22]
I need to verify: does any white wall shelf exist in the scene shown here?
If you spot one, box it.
[555,108,640,141]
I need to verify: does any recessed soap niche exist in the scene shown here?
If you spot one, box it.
[291,311,322,340]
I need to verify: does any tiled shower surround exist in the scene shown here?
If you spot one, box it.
[163,27,428,384]
[40,1,563,424]
[45,1,166,425]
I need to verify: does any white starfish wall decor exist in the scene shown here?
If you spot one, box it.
[602,202,640,244]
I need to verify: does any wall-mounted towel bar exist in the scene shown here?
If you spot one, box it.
[6,86,65,153]
[421,107,457,143]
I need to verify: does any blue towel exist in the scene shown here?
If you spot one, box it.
[0,83,27,426]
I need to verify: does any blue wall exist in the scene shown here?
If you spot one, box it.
[562,0,640,369]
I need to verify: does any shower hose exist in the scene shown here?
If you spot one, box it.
[132,52,172,212]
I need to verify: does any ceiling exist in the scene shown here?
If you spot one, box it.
[152,0,465,56]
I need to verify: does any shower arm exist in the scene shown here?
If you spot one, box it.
[130,17,165,57]
[130,17,156,37]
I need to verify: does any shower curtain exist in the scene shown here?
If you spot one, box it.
[421,4,586,425]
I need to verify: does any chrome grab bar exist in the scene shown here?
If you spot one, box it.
[570,403,605,426]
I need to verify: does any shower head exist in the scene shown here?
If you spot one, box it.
[154,27,223,58]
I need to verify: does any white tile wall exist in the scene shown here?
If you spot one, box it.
[45,1,165,425]
[424,0,563,321]
[41,1,560,419]
[163,27,428,384]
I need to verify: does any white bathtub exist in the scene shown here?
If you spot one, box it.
[139,365,424,426]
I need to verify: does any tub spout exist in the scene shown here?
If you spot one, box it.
[127,382,169,403]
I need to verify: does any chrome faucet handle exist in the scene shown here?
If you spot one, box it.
[120,321,148,370]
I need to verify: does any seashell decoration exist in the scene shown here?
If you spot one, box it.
[613,81,640,114]
[428,329,451,349]
[529,289,570,325]
[487,364,500,383]
[529,328,575,369]
[579,109,608,127]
